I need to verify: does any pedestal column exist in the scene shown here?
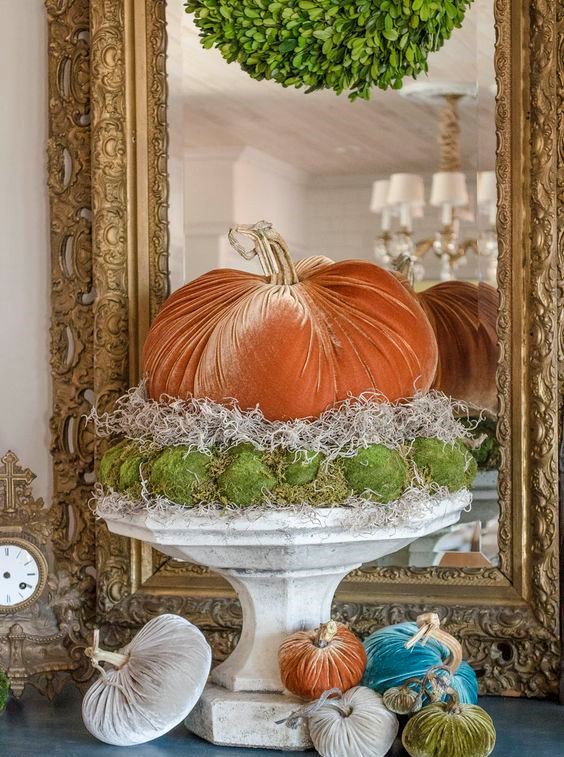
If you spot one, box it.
[185,562,360,750]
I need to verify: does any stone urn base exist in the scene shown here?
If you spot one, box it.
[103,492,468,750]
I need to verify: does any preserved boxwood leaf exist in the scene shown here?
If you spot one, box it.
[184,0,472,99]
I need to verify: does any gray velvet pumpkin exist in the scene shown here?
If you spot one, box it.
[82,614,211,746]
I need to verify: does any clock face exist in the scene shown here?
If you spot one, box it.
[0,538,47,612]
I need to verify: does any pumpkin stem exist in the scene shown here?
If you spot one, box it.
[276,688,343,728]
[444,687,462,714]
[228,221,299,285]
[85,629,130,670]
[329,702,354,718]
[406,613,463,675]
[315,620,338,648]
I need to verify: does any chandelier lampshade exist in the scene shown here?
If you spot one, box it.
[370,179,391,213]
[430,171,469,208]
[388,173,425,208]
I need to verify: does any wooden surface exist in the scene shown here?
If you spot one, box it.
[1,687,563,756]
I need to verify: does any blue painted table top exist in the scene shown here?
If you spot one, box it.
[1,686,563,756]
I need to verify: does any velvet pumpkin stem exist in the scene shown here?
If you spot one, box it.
[315,620,338,648]
[85,629,130,670]
[228,221,299,285]
[406,612,463,674]
[444,687,462,714]
[325,700,354,718]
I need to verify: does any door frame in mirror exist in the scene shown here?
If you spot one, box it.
[88,0,562,696]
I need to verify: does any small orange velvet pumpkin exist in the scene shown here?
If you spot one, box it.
[278,620,367,700]
[418,281,498,413]
[143,221,438,421]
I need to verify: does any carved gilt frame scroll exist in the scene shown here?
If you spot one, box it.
[89,0,562,696]
[6,0,100,697]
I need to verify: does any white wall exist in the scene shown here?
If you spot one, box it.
[166,0,187,292]
[183,147,308,280]
[180,157,485,285]
[0,2,51,499]
[305,176,376,261]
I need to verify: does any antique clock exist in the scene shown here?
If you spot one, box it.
[0,537,48,613]
[0,450,86,697]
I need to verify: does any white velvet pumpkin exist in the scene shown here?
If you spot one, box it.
[308,686,399,757]
[82,613,211,746]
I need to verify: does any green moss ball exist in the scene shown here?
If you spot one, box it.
[340,445,408,503]
[411,437,477,492]
[281,450,323,486]
[227,442,260,456]
[217,449,276,506]
[98,440,131,489]
[0,671,9,712]
[148,446,211,506]
[118,450,147,495]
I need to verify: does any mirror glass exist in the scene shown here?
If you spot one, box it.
[165,0,499,568]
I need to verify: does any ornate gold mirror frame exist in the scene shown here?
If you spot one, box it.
[77,0,563,696]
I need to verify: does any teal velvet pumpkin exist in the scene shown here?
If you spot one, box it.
[362,622,478,705]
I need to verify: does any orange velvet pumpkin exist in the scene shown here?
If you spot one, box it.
[278,620,367,700]
[143,221,438,421]
[418,281,498,413]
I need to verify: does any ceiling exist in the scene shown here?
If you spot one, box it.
[170,0,495,177]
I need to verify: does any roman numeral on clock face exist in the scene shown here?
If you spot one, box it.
[0,542,43,607]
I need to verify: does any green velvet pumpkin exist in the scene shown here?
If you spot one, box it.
[402,699,496,757]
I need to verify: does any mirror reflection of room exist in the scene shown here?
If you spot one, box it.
[166,0,499,568]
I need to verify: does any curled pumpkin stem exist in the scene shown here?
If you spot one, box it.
[443,686,462,714]
[228,221,299,286]
[315,620,338,648]
[405,612,463,675]
[276,688,343,728]
[420,664,454,703]
[85,629,130,671]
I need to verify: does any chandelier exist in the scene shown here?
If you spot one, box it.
[370,83,497,286]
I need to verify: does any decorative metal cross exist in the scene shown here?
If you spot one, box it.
[0,451,34,514]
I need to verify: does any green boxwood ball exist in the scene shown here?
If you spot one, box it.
[185,0,472,100]
[98,440,132,489]
[0,671,9,712]
[340,444,408,503]
[410,437,477,492]
[281,450,323,486]
[148,446,211,505]
[218,449,276,506]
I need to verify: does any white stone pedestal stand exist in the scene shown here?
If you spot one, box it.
[103,492,467,751]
